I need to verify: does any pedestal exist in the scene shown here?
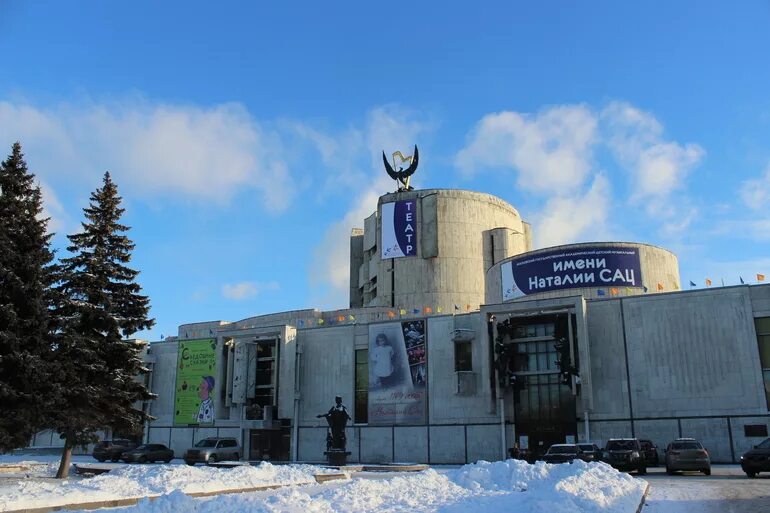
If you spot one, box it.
[324,450,351,467]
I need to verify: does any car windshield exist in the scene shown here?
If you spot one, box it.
[607,440,637,450]
[671,442,702,450]
[756,438,770,449]
[548,445,577,454]
[195,439,218,448]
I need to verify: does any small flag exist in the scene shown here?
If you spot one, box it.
[318,319,324,325]
[740,277,745,284]
[643,286,648,293]
[412,308,420,314]
[349,315,355,321]
[454,304,460,311]
[387,311,396,318]
[758,274,765,282]
[657,283,664,291]
[597,289,606,296]
[705,278,712,286]
[424,306,432,314]
[689,281,696,287]
[437,306,443,313]
[610,288,619,296]
[400,309,407,315]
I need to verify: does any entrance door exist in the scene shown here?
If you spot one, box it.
[249,428,291,461]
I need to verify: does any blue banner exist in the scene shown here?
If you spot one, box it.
[381,199,417,259]
[502,246,643,299]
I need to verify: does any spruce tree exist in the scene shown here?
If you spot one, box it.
[53,172,154,477]
[0,142,57,452]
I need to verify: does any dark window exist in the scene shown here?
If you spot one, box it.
[744,424,769,437]
[355,349,368,423]
[754,318,770,410]
[454,341,473,372]
[253,340,277,407]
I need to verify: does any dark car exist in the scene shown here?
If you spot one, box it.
[639,439,660,466]
[577,443,602,462]
[121,443,174,463]
[602,438,646,474]
[541,444,587,463]
[93,439,138,462]
[740,437,770,478]
[665,438,710,475]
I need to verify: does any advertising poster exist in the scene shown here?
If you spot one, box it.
[174,338,217,425]
[368,320,427,424]
[502,246,643,300]
[381,199,417,259]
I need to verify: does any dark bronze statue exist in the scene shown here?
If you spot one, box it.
[382,145,419,191]
[317,395,352,453]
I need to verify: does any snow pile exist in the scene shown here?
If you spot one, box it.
[52,460,644,513]
[0,462,318,512]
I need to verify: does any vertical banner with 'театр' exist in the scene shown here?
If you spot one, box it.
[381,199,417,259]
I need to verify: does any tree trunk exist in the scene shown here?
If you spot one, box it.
[56,437,73,479]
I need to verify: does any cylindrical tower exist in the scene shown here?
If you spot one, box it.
[485,241,681,303]
[350,189,531,313]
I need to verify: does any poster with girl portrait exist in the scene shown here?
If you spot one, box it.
[368,320,427,424]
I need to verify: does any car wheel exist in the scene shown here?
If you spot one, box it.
[185,460,195,466]
[746,471,756,478]
[138,456,147,463]
[165,458,172,463]
[96,457,106,462]
[638,467,647,475]
[149,459,156,463]
[233,453,239,461]
[702,468,711,476]
[208,454,217,464]
[666,467,675,475]
[111,456,120,463]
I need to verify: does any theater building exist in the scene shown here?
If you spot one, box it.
[30,186,770,464]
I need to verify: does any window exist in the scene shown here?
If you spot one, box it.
[253,340,277,407]
[755,318,770,411]
[355,349,368,423]
[744,424,768,437]
[454,341,473,371]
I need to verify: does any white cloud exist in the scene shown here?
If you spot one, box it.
[455,105,597,193]
[308,106,431,309]
[37,180,68,234]
[221,281,279,300]
[602,101,704,214]
[740,161,770,211]
[532,175,611,247]
[0,99,295,211]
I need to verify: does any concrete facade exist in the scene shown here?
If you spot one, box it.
[28,187,769,464]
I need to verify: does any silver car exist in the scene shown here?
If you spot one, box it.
[665,438,711,475]
[183,437,241,465]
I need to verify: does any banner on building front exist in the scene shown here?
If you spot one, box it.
[502,246,643,300]
[174,338,217,425]
[368,320,427,424]
[381,199,417,259]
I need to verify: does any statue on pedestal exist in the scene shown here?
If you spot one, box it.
[317,395,352,465]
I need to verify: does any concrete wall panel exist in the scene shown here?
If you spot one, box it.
[360,426,393,463]
[429,425,465,463]
[466,424,502,463]
[394,426,429,463]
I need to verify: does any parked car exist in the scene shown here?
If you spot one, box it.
[665,438,711,475]
[577,443,602,462]
[183,437,241,465]
[639,439,660,466]
[602,438,647,474]
[121,443,174,463]
[541,444,588,464]
[92,439,138,462]
[740,437,770,478]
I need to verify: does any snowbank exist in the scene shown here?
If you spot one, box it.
[0,462,319,512]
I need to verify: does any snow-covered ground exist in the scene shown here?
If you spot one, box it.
[0,454,647,513]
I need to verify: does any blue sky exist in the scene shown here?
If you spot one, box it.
[2,1,770,340]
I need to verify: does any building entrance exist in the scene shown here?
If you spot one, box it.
[499,314,578,461]
[248,428,290,461]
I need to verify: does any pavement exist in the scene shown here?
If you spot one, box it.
[643,465,770,513]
